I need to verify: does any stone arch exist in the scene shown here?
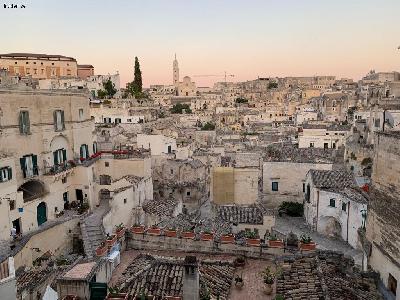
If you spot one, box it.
[18,180,46,202]
[319,216,341,238]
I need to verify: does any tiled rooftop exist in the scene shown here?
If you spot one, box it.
[264,143,336,163]
[61,262,97,280]
[217,204,273,225]
[309,169,356,189]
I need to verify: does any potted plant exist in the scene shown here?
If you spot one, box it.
[106,287,128,300]
[261,267,276,295]
[131,224,145,234]
[220,233,235,244]
[245,231,260,246]
[147,225,161,236]
[234,256,245,267]
[106,234,117,247]
[234,274,244,289]
[115,223,126,239]
[268,234,284,248]
[96,241,108,257]
[200,230,214,241]
[181,229,195,239]
[164,226,177,238]
[299,234,316,251]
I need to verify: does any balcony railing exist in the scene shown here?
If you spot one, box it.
[43,161,75,176]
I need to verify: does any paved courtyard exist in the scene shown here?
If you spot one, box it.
[274,216,363,266]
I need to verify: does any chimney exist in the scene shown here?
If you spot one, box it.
[182,256,199,300]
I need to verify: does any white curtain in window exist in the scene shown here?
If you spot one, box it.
[25,156,33,177]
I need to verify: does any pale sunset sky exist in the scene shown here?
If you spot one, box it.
[1,0,400,87]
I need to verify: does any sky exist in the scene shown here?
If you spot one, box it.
[1,0,400,87]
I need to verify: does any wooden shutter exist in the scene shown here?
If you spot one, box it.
[19,157,26,178]
[19,112,23,133]
[62,149,67,162]
[32,155,38,175]
[25,111,30,134]
[80,145,84,159]
[53,111,57,130]
[8,167,12,180]
[61,111,65,130]
[53,151,58,166]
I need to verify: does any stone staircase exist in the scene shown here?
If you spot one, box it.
[80,198,111,259]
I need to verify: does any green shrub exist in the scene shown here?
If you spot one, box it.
[278,202,304,217]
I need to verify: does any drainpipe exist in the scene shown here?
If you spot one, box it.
[316,190,320,231]
[346,202,350,243]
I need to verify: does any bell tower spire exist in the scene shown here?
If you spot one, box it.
[173,54,179,86]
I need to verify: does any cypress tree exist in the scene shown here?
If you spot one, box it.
[133,56,142,93]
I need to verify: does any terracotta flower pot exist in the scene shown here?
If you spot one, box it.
[264,283,273,295]
[268,239,284,248]
[181,231,195,239]
[246,238,261,247]
[201,233,214,241]
[299,242,316,251]
[164,229,177,238]
[116,227,126,239]
[221,234,235,244]
[131,225,145,234]
[106,234,117,247]
[147,227,161,236]
[96,244,108,256]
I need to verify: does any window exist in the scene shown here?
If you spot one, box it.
[9,200,16,211]
[186,191,191,196]
[62,177,67,184]
[170,169,173,175]
[272,181,279,191]
[302,183,305,193]
[342,202,347,212]
[105,162,109,167]
[79,108,84,120]
[374,118,380,128]
[127,119,132,122]
[20,154,38,178]
[53,110,65,131]
[19,110,30,134]
[80,144,89,160]
[53,148,67,166]
[388,273,397,296]
[33,69,37,75]
[329,199,336,207]
[124,198,127,204]
[309,142,314,148]
[92,142,98,154]
[26,68,30,74]
[0,167,12,182]
[115,118,121,124]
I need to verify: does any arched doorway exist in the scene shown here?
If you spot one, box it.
[37,202,47,226]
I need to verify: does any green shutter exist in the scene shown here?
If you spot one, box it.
[62,149,67,162]
[25,111,30,134]
[20,157,26,178]
[8,167,12,180]
[32,155,38,175]
[86,144,89,157]
[19,112,23,133]
[61,111,65,129]
[53,151,58,166]
[80,145,84,159]
[0,169,3,182]
[53,111,57,130]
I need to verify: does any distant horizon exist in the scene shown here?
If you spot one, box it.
[2,0,400,87]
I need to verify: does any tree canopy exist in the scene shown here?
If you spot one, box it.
[201,122,215,131]
[170,103,192,114]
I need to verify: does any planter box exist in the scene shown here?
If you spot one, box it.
[116,227,126,239]
[131,226,145,234]
[268,239,284,248]
[147,227,161,236]
[96,244,108,257]
[106,234,117,248]
[106,293,128,300]
[221,235,235,244]
[246,238,261,247]
[299,242,316,251]
[201,233,214,241]
[164,229,177,238]
[181,231,195,239]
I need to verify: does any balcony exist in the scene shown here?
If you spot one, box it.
[80,152,102,167]
[44,161,76,176]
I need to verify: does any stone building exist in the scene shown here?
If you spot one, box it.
[0,53,78,79]
[366,131,400,298]
[262,144,334,206]
[298,123,350,149]
[304,169,368,249]
[0,88,98,239]
[77,64,94,79]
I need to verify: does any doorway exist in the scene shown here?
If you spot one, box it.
[37,202,47,226]
[388,273,397,296]
[12,218,21,234]
[76,189,83,204]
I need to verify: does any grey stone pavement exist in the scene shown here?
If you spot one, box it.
[274,216,363,266]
